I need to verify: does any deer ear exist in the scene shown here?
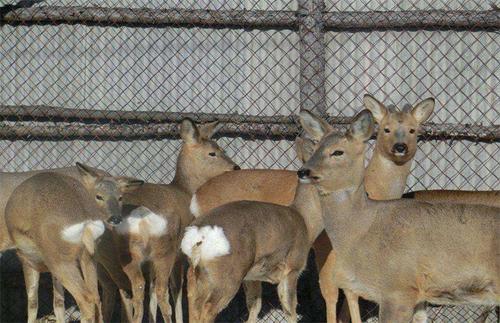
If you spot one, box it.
[116,177,144,193]
[198,121,221,139]
[411,98,435,124]
[349,110,374,142]
[363,94,387,124]
[76,162,100,187]
[180,118,201,144]
[298,110,333,142]
[294,136,316,163]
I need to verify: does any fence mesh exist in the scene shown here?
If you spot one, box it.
[0,0,498,322]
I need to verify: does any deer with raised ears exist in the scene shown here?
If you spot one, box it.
[113,117,239,323]
[189,95,436,323]
[4,163,143,323]
[314,94,436,322]
[298,109,499,322]
[363,94,435,200]
[181,136,322,323]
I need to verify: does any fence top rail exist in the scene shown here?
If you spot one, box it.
[1,6,499,31]
[0,106,498,143]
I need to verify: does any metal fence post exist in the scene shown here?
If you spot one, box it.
[298,0,326,116]
[297,1,328,321]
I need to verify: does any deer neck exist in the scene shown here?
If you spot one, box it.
[319,178,375,252]
[171,152,204,195]
[291,181,324,244]
[365,148,412,200]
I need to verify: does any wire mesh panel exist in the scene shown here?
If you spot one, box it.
[0,0,498,322]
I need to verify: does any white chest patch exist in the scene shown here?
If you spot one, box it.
[189,194,202,218]
[61,220,105,244]
[115,206,168,237]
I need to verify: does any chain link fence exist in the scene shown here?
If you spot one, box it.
[0,0,498,322]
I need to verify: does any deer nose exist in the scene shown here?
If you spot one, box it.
[297,168,310,179]
[393,143,408,154]
[107,215,122,225]
[233,165,241,170]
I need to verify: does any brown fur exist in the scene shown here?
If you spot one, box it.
[363,94,434,200]
[185,189,310,323]
[194,169,297,216]
[299,109,500,323]
[189,95,436,322]
[5,167,141,323]
[0,120,236,323]
[114,118,238,323]
[408,190,500,208]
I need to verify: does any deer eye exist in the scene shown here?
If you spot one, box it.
[96,195,104,201]
[330,150,344,157]
[409,129,416,134]
[118,196,123,202]
[209,152,216,157]
[384,128,390,133]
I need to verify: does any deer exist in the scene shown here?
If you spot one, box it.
[0,118,237,323]
[0,165,139,322]
[0,165,109,253]
[111,117,239,323]
[189,95,437,322]
[181,136,323,323]
[297,108,499,322]
[4,163,143,323]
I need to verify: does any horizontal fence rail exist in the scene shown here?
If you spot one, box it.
[0,106,497,142]
[1,6,500,31]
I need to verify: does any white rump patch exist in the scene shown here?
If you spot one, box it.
[189,194,202,218]
[115,206,167,237]
[181,225,230,263]
[61,220,105,244]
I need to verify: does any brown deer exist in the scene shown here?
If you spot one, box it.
[0,119,237,322]
[4,163,143,323]
[0,165,109,252]
[0,165,138,322]
[181,136,322,323]
[297,109,499,322]
[363,95,435,200]
[189,95,436,322]
[113,118,239,323]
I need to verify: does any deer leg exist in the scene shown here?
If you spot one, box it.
[119,289,134,323]
[243,281,262,323]
[202,284,241,323]
[169,258,184,323]
[188,265,241,323]
[80,251,103,323]
[313,232,344,323]
[344,289,362,323]
[20,259,40,323]
[186,266,199,322]
[379,299,416,323]
[52,276,65,323]
[149,273,158,323]
[98,265,118,323]
[277,270,300,323]
[153,254,177,323]
[51,262,96,323]
[317,251,340,323]
[123,258,146,323]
